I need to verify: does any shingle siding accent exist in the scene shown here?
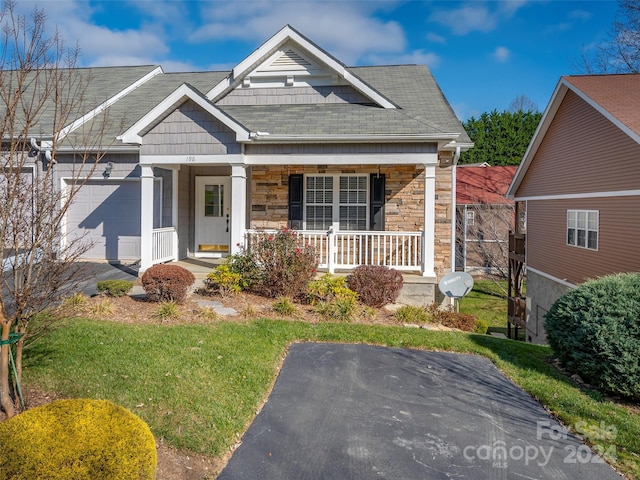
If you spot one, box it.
[140,100,240,156]
[217,85,371,106]
[249,164,453,277]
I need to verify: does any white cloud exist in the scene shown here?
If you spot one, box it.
[190,1,407,65]
[429,0,529,35]
[492,46,510,62]
[427,32,446,44]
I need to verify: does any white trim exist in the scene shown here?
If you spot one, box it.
[118,83,251,145]
[247,133,459,143]
[140,154,244,165]
[244,153,439,166]
[58,66,163,141]
[206,25,396,109]
[527,266,577,289]
[514,189,640,202]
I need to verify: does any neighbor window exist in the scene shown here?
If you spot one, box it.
[305,175,367,230]
[567,210,598,250]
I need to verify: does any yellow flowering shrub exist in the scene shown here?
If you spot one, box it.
[0,398,156,480]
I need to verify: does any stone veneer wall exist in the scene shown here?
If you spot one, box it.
[249,161,453,278]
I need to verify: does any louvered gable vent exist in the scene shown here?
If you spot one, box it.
[273,48,312,68]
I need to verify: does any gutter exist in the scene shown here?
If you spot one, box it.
[245,133,461,143]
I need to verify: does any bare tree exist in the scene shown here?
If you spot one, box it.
[457,203,514,283]
[0,2,111,418]
[508,94,538,113]
[575,0,640,73]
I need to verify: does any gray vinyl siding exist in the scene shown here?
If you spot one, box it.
[245,143,437,155]
[515,90,640,198]
[216,85,371,106]
[154,167,173,228]
[140,100,241,156]
[527,196,640,285]
[53,153,140,184]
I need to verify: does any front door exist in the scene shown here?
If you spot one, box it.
[195,176,230,256]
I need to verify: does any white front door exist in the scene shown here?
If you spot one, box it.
[195,176,230,256]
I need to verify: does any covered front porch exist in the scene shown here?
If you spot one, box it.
[140,161,445,280]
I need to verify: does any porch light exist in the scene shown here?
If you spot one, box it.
[102,162,113,179]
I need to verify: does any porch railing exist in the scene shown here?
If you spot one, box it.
[245,229,423,273]
[152,227,178,264]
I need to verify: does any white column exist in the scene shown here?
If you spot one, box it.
[230,164,247,254]
[171,167,180,261]
[422,163,436,278]
[140,164,154,272]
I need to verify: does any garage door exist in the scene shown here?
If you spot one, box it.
[66,180,159,261]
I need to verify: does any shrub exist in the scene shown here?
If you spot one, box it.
[96,279,134,297]
[314,295,359,322]
[272,297,297,316]
[545,272,640,400]
[474,319,489,335]
[226,254,261,290]
[0,398,156,480]
[306,274,358,305]
[62,292,88,309]
[393,305,430,324]
[347,265,403,307]
[153,300,180,321]
[244,229,318,298]
[141,264,195,303]
[205,264,243,297]
[425,303,478,332]
[89,298,114,318]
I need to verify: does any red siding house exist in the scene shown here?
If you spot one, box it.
[507,74,640,344]
[456,165,517,275]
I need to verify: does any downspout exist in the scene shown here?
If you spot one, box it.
[450,146,461,272]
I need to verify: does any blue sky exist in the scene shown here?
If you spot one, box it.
[24,0,618,120]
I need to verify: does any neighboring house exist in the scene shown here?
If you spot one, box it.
[455,165,517,275]
[12,26,472,302]
[507,73,640,344]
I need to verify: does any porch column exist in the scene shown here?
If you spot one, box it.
[422,164,436,279]
[140,164,155,273]
[230,164,247,255]
[171,167,180,261]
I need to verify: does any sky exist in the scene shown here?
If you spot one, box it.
[15,0,620,121]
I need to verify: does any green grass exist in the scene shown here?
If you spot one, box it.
[22,317,640,478]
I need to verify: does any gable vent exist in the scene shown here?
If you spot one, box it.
[272,49,312,69]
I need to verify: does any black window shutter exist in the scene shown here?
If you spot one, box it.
[369,173,385,231]
[288,174,304,229]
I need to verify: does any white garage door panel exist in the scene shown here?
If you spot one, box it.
[67,181,144,261]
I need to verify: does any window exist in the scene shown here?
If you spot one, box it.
[567,210,598,250]
[305,175,368,230]
[204,184,224,217]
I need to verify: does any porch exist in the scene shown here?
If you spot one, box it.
[151,227,428,275]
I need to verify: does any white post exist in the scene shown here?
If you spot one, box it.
[140,164,154,272]
[422,164,436,278]
[327,227,335,274]
[171,167,179,261]
[230,164,247,255]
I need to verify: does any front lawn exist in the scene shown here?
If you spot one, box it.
[23,318,640,479]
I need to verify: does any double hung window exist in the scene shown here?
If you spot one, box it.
[305,175,367,230]
[567,210,598,250]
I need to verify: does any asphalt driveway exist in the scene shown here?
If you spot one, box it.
[217,343,622,480]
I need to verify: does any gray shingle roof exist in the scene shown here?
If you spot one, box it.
[13,62,470,147]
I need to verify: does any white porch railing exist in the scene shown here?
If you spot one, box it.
[152,227,178,264]
[245,229,424,274]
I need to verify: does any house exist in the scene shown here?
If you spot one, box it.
[507,73,640,343]
[455,165,517,274]
[16,26,472,302]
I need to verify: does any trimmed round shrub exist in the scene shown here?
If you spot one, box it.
[347,265,403,307]
[141,264,195,303]
[545,272,640,399]
[0,398,157,480]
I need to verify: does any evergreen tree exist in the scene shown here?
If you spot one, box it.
[460,109,542,166]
